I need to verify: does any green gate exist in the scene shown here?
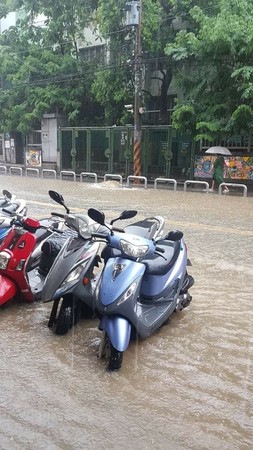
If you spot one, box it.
[58,126,193,180]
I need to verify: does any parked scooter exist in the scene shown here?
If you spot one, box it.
[0,189,27,242]
[0,191,75,308]
[88,208,194,371]
[42,193,165,336]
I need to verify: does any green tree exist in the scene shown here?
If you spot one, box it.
[0,0,101,132]
[0,1,23,19]
[166,0,253,141]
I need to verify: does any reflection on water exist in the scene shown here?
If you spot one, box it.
[0,176,252,449]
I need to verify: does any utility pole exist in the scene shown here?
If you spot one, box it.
[125,1,143,178]
[133,0,142,178]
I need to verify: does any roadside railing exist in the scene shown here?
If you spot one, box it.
[0,165,248,196]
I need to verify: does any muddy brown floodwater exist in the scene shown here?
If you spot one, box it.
[0,175,252,450]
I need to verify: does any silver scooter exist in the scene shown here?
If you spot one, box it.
[41,195,165,336]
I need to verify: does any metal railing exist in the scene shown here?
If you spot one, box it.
[218,183,247,197]
[184,180,209,193]
[154,178,177,191]
[0,167,249,196]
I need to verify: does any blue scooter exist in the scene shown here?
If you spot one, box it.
[88,208,194,371]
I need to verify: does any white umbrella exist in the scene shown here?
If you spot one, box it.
[205,146,232,156]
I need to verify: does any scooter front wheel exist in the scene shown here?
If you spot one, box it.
[98,331,123,371]
[55,297,76,335]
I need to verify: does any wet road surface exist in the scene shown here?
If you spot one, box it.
[0,175,252,450]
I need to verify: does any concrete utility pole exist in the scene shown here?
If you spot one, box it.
[125,0,143,178]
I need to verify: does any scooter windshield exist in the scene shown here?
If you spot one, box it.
[65,214,99,240]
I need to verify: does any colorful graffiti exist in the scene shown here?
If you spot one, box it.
[194,155,253,180]
[26,148,42,167]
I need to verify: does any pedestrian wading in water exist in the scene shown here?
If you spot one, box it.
[210,155,229,193]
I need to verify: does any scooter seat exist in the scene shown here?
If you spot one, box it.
[142,240,181,276]
[41,229,77,257]
[38,229,78,277]
[124,220,158,239]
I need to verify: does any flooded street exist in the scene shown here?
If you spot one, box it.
[0,175,252,450]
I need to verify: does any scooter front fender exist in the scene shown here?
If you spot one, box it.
[100,315,131,352]
[0,275,17,306]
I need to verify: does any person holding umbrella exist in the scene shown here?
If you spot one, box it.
[205,147,231,193]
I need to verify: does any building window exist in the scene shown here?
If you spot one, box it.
[79,45,105,64]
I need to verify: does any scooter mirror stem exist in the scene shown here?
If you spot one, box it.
[110,217,118,225]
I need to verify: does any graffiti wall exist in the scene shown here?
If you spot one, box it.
[194,155,253,180]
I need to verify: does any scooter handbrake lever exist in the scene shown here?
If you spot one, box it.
[156,246,165,253]
[112,226,125,233]
[92,231,108,240]
[51,212,65,218]
[154,247,166,260]
[39,225,63,233]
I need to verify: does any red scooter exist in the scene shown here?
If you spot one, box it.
[0,206,70,307]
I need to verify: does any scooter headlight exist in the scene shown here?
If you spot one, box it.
[120,239,149,258]
[61,261,88,287]
[54,262,88,298]
[0,251,11,269]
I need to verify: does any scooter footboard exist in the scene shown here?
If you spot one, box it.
[100,315,131,352]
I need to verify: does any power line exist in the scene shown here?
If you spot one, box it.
[0,53,239,93]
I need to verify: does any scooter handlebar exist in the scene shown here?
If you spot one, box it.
[10,217,23,227]
[2,207,13,215]
[51,212,65,218]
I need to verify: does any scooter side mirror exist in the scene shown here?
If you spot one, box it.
[48,190,69,213]
[88,208,105,225]
[3,190,12,200]
[49,190,64,205]
[110,209,137,225]
[120,210,137,220]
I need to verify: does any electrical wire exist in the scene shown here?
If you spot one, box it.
[0,2,244,94]
[0,54,237,93]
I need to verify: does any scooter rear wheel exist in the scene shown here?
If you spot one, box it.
[99,331,123,371]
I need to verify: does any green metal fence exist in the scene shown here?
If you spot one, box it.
[58,125,194,180]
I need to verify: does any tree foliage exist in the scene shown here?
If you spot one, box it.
[0,0,101,132]
[166,0,253,140]
[1,0,253,138]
